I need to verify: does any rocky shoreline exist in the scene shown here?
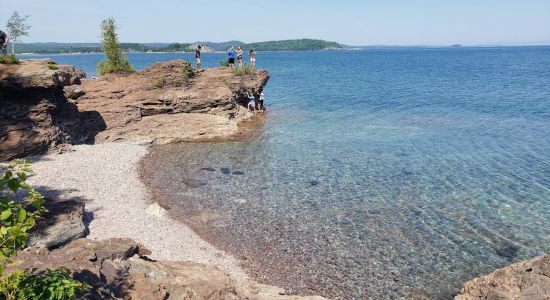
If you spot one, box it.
[1,59,549,299]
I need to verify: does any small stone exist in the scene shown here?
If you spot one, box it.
[145,202,167,219]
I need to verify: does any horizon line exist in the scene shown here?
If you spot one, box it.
[14,41,550,48]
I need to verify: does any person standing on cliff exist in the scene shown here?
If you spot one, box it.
[236,46,244,69]
[195,45,202,71]
[227,47,236,70]
[0,30,9,57]
[249,49,256,68]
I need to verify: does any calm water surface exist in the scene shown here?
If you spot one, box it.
[24,48,550,299]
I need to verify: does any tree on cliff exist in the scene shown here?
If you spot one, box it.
[97,18,134,75]
[5,12,31,55]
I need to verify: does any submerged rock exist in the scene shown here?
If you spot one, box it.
[200,167,217,172]
[496,244,520,260]
[309,180,320,186]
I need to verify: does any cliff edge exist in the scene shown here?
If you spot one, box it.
[0,59,269,161]
[0,59,89,161]
[76,60,270,144]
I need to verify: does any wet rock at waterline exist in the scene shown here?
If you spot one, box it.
[454,255,550,300]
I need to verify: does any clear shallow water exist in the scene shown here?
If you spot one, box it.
[25,48,550,299]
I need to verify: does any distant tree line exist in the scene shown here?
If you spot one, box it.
[15,39,343,54]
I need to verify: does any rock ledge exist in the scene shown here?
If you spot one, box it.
[454,255,550,300]
[10,238,325,300]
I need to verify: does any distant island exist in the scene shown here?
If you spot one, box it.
[15,39,344,54]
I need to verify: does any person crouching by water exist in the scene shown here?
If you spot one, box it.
[195,45,202,71]
[0,30,9,57]
[249,49,256,68]
[237,46,244,69]
[247,92,256,113]
[227,47,236,70]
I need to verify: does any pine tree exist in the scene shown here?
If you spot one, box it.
[97,18,134,75]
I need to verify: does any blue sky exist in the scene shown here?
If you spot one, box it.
[1,0,549,45]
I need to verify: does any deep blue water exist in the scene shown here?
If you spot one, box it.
[23,47,550,299]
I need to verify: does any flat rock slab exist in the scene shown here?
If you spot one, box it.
[27,199,86,249]
[96,112,240,144]
[0,58,85,89]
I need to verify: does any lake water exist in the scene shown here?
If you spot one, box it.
[22,47,550,299]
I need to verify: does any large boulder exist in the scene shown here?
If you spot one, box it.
[454,256,550,300]
[27,199,86,249]
[0,59,95,161]
[9,238,325,300]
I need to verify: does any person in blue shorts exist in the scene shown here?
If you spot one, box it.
[227,47,236,70]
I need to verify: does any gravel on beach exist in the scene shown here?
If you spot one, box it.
[27,142,246,278]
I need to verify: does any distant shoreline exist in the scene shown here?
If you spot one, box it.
[16,44,550,55]
[12,38,345,54]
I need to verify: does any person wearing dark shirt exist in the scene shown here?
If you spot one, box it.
[195,45,202,70]
[227,47,236,70]
[0,30,9,57]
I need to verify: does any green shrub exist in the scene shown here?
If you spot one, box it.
[0,268,88,300]
[157,62,195,88]
[233,64,255,76]
[180,61,195,82]
[0,55,19,65]
[219,59,229,67]
[96,18,134,75]
[0,160,89,300]
[153,76,166,88]
[47,63,58,70]
[0,270,26,300]
[0,160,45,267]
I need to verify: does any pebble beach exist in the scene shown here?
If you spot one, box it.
[26,142,247,279]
